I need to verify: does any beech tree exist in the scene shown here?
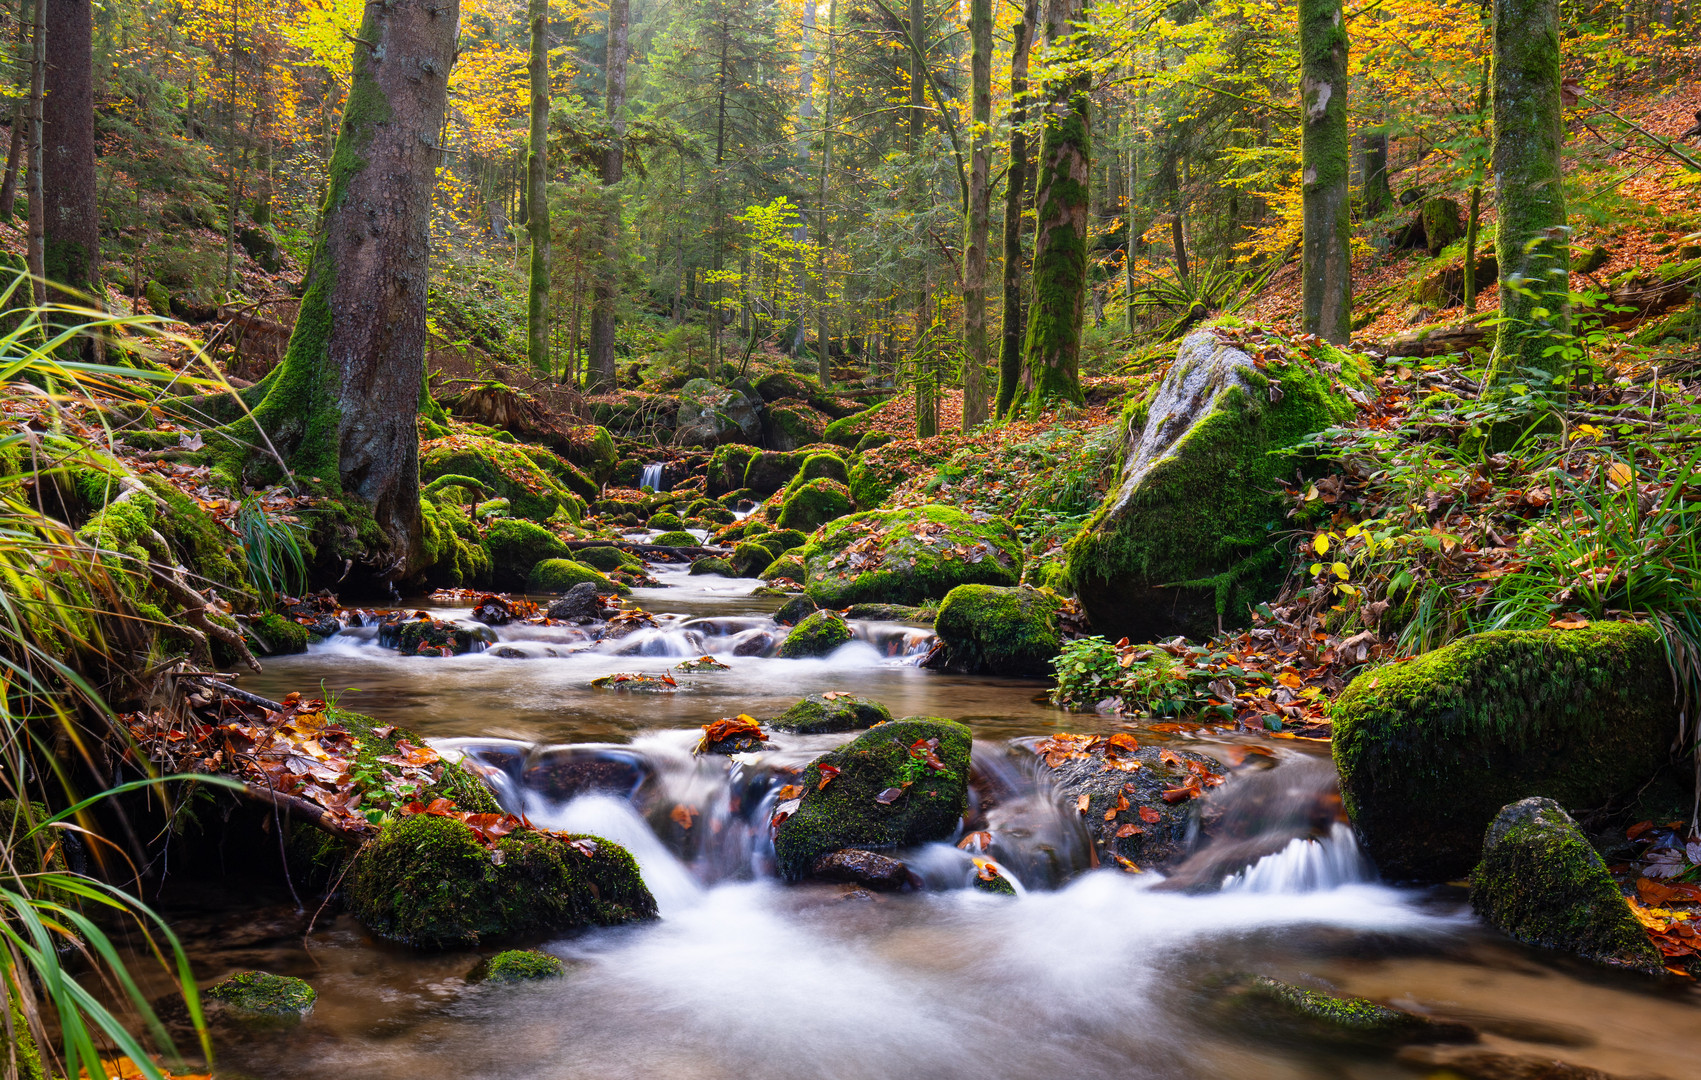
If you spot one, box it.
[526,0,550,374]
[236,0,459,575]
[42,0,99,305]
[995,0,1038,420]
[961,0,992,429]
[1299,0,1350,343]
[586,0,631,393]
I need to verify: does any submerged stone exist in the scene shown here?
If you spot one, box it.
[810,849,908,890]
[1217,974,1472,1049]
[477,949,569,983]
[205,971,316,1023]
[769,693,892,734]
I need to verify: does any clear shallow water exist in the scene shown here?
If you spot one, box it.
[158,568,1701,1080]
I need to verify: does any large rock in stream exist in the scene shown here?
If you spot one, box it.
[674,379,761,447]
[772,717,972,882]
[1030,735,1224,872]
[1066,328,1368,642]
[1332,623,1678,883]
[796,505,1022,608]
[931,584,1062,677]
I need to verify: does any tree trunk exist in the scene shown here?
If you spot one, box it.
[1362,130,1392,215]
[0,5,27,224]
[1018,0,1090,416]
[815,0,839,388]
[586,0,629,392]
[994,0,1038,419]
[960,0,992,430]
[1463,56,1490,316]
[1299,0,1351,343]
[42,0,99,305]
[1490,0,1568,387]
[526,0,551,374]
[25,0,43,303]
[241,0,459,577]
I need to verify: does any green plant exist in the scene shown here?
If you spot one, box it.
[236,496,307,600]
[1051,636,1123,709]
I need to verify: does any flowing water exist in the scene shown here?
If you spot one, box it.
[149,565,1701,1079]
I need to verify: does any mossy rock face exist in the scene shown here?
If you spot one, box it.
[1331,623,1678,883]
[1419,196,1465,253]
[573,545,644,573]
[137,475,248,594]
[1215,975,1471,1049]
[772,717,972,881]
[651,529,699,547]
[777,478,855,533]
[752,369,818,402]
[0,800,64,876]
[781,452,851,497]
[529,558,623,595]
[422,432,587,523]
[647,512,683,531]
[798,505,1022,608]
[731,540,777,577]
[762,528,808,555]
[763,404,827,450]
[690,556,736,577]
[742,450,808,496]
[479,949,569,982]
[933,585,1061,678]
[844,602,934,623]
[346,814,657,949]
[379,615,495,656]
[823,402,884,448]
[777,609,853,658]
[484,519,569,588]
[1067,330,1366,643]
[205,971,316,1022]
[707,445,760,496]
[769,693,892,734]
[675,379,761,447]
[854,432,896,453]
[761,553,807,583]
[559,425,617,485]
[1471,797,1663,972]
[252,612,310,655]
[420,496,493,588]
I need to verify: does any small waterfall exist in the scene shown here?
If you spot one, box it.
[1220,822,1373,893]
[641,463,665,491]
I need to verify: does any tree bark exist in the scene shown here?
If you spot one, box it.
[1489,0,1568,386]
[994,0,1038,419]
[42,0,99,305]
[960,0,992,430]
[0,4,28,223]
[24,0,43,303]
[585,0,629,392]
[1362,130,1392,215]
[1018,0,1090,416]
[1299,0,1351,343]
[241,0,459,578]
[815,0,839,387]
[526,0,551,374]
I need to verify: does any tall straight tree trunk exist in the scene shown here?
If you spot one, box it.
[25,0,43,304]
[241,0,459,576]
[1299,0,1351,343]
[1362,130,1392,215]
[1463,56,1490,316]
[0,4,28,224]
[586,0,629,391]
[1019,0,1090,416]
[815,0,839,387]
[42,0,99,305]
[709,31,728,370]
[961,0,992,429]
[526,0,551,374]
[995,0,1037,419]
[221,0,241,296]
[1490,0,1568,388]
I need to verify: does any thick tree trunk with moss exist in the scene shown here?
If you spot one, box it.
[585,0,630,393]
[961,0,992,430]
[1490,0,1569,385]
[42,0,99,305]
[1019,0,1089,417]
[1299,0,1350,343]
[995,0,1038,420]
[242,0,459,576]
[526,0,551,375]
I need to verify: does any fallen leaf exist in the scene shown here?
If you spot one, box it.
[670,804,698,829]
[874,787,904,805]
[816,764,841,790]
[1138,805,1162,824]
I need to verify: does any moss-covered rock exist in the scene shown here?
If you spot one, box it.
[529,558,624,595]
[933,585,1061,677]
[729,540,775,577]
[1215,974,1470,1049]
[421,432,587,523]
[845,603,935,623]
[797,505,1022,607]
[762,553,807,583]
[772,717,972,881]
[823,402,884,448]
[777,478,855,533]
[777,609,853,658]
[1471,797,1663,972]
[420,495,493,588]
[379,614,495,656]
[647,511,683,531]
[346,813,656,948]
[973,867,1018,895]
[690,556,737,577]
[769,693,892,733]
[559,425,617,485]
[573,545,645,573]
[762,528,808,555]
[1331,623,1678,883]
[707,445,760,496]
[479,949,569,982]
[484,519,569,588]
[675,379,761,446]
[651,529,698,547]
[1068,329,1368,642]
[205,971,316,1022]
[764,404,827,450]
[780,452,851,496]
[252,612,310,655]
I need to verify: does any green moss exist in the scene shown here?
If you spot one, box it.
[772,717,972,882]
[1471,797,1663,972]
[973,868,1018,895]
[647,512,683,531]
[138,475,247,593]
[528,558,622,594]
[777,478,855,533]
[823,403,885,449]
[205,971,316,1019]
[761,553,806,582]
[762,529,808,555]
[560,424,618,484]
[420,496,492,588]
[5,994,44,1080]
[854,432,896,453]
[769,693,892,733]
[421,433,585,523]
[252,612,310,654]
[1331,623,1677,882]
[781,453,851,498]
[777,609,854,658]
[765,404,826,449]
[1019,89,1090,417]
[690,556,736,577]
[346,814,657,948]
[652,529,698,547]
[573,545,644,573]
[1219,975,1460,1048]
[707,444,761,496]
[481,949,569,982]
[848,460,898,510]
[798,505,1023,607]
[731,540,777,577]
[335,708,498,814]
[934,585,1061,677]
[484,518,569,588]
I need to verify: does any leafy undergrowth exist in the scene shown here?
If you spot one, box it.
[1619,820,1701,974]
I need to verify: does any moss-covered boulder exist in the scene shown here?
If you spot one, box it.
[675,379,761,447]
[573,545,645,574]
[1215,974,1471,1049]
[205,971,316,1023]
[647,511,683,531]
[752,369,818,402]
[707,445,760,496]
[478,949,569,982]
[762,528,808,555]
[764,404,827,450]
[651,529,698,547]
[772,717,972,881]
[1471,797,1663,972]
[780,452,851,496]
[420,495,493,587]
[379,614,495,655]
[797,505,1022,607]
[347,813,656,948]
[762,553,807,583]
[484,518,569,588]
[769,693,892,733]
[723,540,770,577]
[529,558,624,595]
[559,425,617,485]
[252,612,310,655]
[690,556,736,577]
[1067,329,1367,642]
[1332,623,1678,883]
[777,478,855,533]
[823,402,883,448]
[933,585,1061,677]
[422,432,587,523]
[777,609,853,658]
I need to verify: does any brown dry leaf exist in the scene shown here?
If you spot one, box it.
[1138,805,1162,824]
[1114,823,1142,839]
[1076,794,1091,814]
[670,804,698,829]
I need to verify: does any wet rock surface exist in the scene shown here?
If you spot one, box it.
[809,849,909,891]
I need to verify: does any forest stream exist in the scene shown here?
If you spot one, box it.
[124,564,1701,1080]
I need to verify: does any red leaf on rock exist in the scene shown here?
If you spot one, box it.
[1138,806,1162,824]
[816,764,841,790]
